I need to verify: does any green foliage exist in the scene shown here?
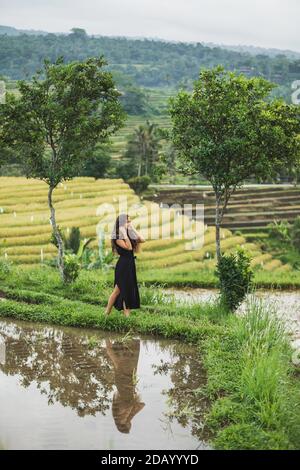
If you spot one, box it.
[0,113,16,169]
[260,221,300,269]
[85,231,114,271]
[63,253,81,283]
[120,86,150,115]
[291,216,300,251]
[1,57,125,186]
[0,30,299,93]
[127,175,151,194]
[268,220,291,242]
[70,28,88,39]
[66,227,81,254]
[204,297,300,450]
[50,226,94,278]
[120,120,163,180]
[216,249,254,311]
[170,67,300,188]
[81,143,113,179]
[0,257,12,278]
[0,163,24,176]
[161,142,179,183]
[169,67,300,260]
[214,424,291,450]
[115,158,136,180]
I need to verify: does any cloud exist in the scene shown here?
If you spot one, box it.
[1,0,299,51]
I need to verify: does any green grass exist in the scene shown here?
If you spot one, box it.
[138,267,300,289]
[262,237,300,270]
[0,265,299,450]
[203,297,300,449]
[3,256,300,291]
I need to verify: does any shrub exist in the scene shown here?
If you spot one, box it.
[0,258,12,278]
[51,226,81,254]
[127,176,151,194]
[268,220,291,243]
[66,227,81,254]
[63,254,81,284]
[216,248,254,311]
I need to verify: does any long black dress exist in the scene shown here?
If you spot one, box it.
[113,244,140,311]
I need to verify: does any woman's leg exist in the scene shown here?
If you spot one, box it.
[105,285,120,315]
[123,300,131,318]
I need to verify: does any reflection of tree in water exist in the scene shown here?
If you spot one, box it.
[0,320,207,439]
[0,322,114,417]
[105,339,145,434]
[152,341,208,440]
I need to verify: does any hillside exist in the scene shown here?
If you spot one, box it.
[147,185,300,231]
[1,25,299,59]
[0,27,299,95]
[0,177,291,277]
[0,81,173,168]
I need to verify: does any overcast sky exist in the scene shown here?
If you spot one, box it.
[1,0,299,52]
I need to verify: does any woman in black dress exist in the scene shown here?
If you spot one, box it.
[105,214,145,317]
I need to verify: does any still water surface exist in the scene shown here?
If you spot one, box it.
[0,318,207,450]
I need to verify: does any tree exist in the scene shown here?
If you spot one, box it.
[124,120,162,179]
[169,67,300,262]
[0,118,14,171]
[115,120,163,181]
[70,28,88,39]
[291,150,300,186]
[81,142,113,179]
[1,57,125,281]
[161,141,178,184]
[119,85,149,115]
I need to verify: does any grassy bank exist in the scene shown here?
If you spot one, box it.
[203,299,300,449]
[0,266,299,450]
[139,267,300,289]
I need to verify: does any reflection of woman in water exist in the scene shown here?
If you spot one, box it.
[105,339,145,434]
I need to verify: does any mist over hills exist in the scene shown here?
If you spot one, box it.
[1,24,299,58]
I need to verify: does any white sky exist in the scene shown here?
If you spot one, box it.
[1,0,299,52]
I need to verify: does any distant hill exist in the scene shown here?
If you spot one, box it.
[0,25,49,36]
[205,42,300,60]
[1,24,299,58]
[0,25,299,98]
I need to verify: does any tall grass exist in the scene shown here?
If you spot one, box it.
[204,296,300,449]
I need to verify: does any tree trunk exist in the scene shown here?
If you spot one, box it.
[48,185,65,282]
[137,161,141,177]
[143,141,147,176]
[215,194,222,264]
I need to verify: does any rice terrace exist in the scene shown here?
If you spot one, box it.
[0,1,300,455]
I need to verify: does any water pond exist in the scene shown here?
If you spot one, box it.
[0,318,209,450]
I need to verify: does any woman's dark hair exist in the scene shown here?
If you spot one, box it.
[111,213,139,253]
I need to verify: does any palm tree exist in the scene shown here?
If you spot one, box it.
[134,120,160,177]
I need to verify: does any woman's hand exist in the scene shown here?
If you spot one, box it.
[119,226,128,239]
[128,224,145,243]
